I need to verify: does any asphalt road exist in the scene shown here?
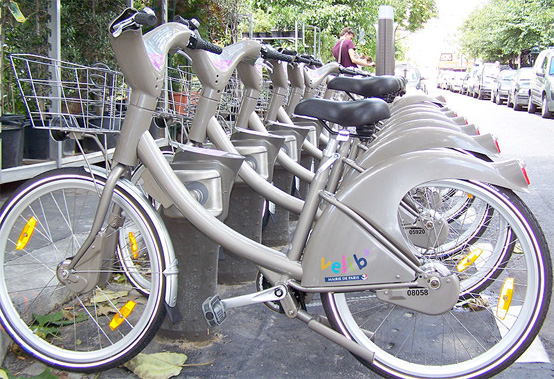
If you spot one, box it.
[432,86,554,362]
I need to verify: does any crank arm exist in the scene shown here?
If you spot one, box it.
[221,284,287,310]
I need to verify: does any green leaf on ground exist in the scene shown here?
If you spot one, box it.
[29,368,59,379]
[124,352,188,379]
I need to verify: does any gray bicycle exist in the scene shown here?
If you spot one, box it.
[0,8,550,379]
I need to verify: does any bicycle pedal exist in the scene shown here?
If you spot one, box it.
[202,295,226,326]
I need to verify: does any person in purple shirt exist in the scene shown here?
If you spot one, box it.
[332,27,375,69]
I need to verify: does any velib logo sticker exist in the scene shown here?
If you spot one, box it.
[321,249,369,282]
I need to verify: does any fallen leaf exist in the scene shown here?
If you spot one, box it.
[91,289,129,304]
[124,352,188,379]
[28,368,59,379]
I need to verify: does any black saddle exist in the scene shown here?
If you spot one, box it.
[327,75,403,98]
[294,98,390,128]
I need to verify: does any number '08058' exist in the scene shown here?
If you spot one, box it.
[407,289,429,296]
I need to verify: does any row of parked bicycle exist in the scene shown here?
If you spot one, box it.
[0,8,552,379]
[437,48,554,118]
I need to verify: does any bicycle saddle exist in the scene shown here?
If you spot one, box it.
[326,75,402,98]
[294,98,390,127]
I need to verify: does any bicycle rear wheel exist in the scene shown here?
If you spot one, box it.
[322,182,552,378]
[400,181,515,296]
[0,168,167,372]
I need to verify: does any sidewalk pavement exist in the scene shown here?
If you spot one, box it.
[2,281,553,379]
[0,182,553,379]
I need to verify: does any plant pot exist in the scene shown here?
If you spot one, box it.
[1,115,26,168]
[23,121,75,159]
[171,91,200,117]
[1,126,24,168]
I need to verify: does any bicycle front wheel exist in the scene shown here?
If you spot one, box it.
[0,168,167,372]
[322,181,552,378]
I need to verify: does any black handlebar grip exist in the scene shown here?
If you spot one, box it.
[311,59,323,67]
[340,67,358,76]
[262,47,294,63]
[134,11,157,26]
[173,15,187,24]
[173,15,199,30]
[295,55,312,64]
[280,48,297,56]
[188,35,223,54]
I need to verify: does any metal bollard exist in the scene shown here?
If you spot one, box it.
[376,5,396,76]
[219,129,284,284]
[156,147,243,341]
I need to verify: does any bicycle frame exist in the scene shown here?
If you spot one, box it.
[69,13,530,307]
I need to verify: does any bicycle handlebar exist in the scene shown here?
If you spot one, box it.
[188,35,223,54]
[276,48,323,67]
[279,48,297,56]
[173,15,199,30]
[110,7,157,37]
[261,45,294,63]
[300,54,323,67]
[172,16,223,54]
[134,9,157,26]
[339,66,371,77]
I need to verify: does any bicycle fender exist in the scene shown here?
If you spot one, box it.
[391,93,446,110]
[379,118,465,138]
[301,150,528,288]
[87,166,179,308]
[391,104,450,117]
[357,127,499,169]
[384,112,463,131]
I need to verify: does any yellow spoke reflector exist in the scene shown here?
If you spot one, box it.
[128,232,139,259]
[456,248,483,272]
[467,193,474,199]
[496,278,514,320]
[16,217,37,250]
[109,300,136,331]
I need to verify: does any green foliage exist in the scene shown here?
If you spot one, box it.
[3,0,125,65]
[242,0,436,62]
[460,0,554,63]
[31,310,87,339]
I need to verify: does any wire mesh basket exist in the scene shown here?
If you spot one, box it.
[155,65,201,143]
[10,54,129,134]
[216,73,243,133]
[256,71,272,120]
[156,65,200,121]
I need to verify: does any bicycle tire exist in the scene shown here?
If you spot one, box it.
[321,181,552,378]
[0,168,167,372]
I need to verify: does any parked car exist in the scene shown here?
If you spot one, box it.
[464,65,481,96]
[491,69,517,104]
[507,67,534,111]
[395,62,427,93]
[528,48,554,118]
[449,71,466,93]
[461,71,472,95]
[436,71,450,90]
[473,63,500,99]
